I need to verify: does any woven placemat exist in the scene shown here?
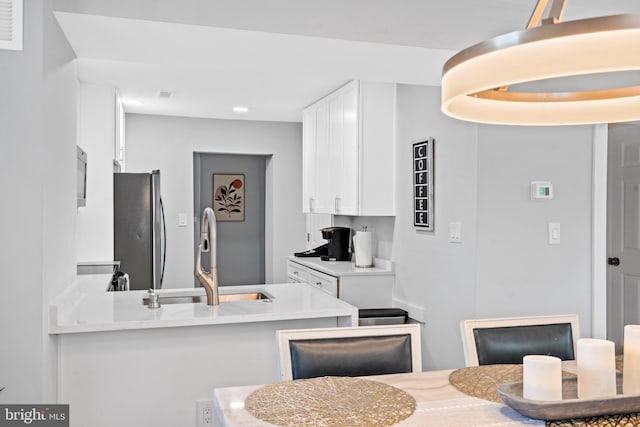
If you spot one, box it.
[449,362,640,427]
[449,364,524,404]
[245,376,416,427]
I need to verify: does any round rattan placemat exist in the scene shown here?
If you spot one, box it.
[245,376,416,427]
[449,360,640,427]
[449,364,523,404]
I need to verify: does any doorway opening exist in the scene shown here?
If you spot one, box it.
[193,152,267,286]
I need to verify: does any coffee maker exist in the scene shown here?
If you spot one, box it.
[320,227,351,261]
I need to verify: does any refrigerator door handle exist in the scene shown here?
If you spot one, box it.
[160,197,167,286]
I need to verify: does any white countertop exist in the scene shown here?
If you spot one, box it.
[49,275,358,334]
[287,256,394,277]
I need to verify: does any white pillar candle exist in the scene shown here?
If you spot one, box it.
[577,338,617,398]
[523,355,562,401]
[623,325,640,394]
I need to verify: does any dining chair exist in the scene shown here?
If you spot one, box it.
[460,314,580,367]
[276,324,422,380]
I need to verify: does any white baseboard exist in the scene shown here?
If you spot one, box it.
[392,298,426,323]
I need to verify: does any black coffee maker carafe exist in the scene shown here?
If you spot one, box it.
[320,227,351,261]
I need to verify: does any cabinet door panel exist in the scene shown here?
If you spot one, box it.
[329,94,344,214]
[359,82,396,215]
[308,270,339,297]
[314,102,332,213]
[339,83,359,215]
[287,261,310,283]
[302,108,316,213]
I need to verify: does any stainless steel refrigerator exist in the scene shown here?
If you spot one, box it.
[114,170,166,290]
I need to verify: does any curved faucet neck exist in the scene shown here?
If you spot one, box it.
[195,207,219,305]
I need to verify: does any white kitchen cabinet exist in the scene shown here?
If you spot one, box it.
[308,269,339,297]
[287,258,394,309]
[287,261,310,283]
[314,102,332,213]
[301,108,316,213]
[329,82,359,215]
[302,80,395,216]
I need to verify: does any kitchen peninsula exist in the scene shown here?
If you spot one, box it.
[49,275,357,427]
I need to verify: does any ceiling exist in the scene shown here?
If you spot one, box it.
[52,0,640,122]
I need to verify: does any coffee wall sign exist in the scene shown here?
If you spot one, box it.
[413,138,434,230]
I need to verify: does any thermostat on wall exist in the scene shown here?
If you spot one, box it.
[531,181,553,199]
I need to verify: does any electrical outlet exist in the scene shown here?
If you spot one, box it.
[196,399,214,426]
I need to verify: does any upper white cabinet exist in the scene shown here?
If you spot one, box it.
[302,80,396,216]
[301,108,316,212]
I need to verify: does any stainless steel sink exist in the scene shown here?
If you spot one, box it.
[142,295,204,305]
[219,292,272,302]
[142,291,273,306]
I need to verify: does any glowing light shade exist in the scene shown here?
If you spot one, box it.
[441,8,640,126]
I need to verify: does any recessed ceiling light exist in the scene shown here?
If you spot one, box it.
[233,106,249,113]
[158,91,174,99]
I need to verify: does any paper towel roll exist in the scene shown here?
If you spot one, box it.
[523,355,562,401]
[354,231,373,268]
[623,325,640,394]
[577,338,617,398]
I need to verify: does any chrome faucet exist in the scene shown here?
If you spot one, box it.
[195,207,219,305]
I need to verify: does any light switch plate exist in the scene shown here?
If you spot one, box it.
[178,213,188,227]
[548,222,560,245]
[449,222,462,243]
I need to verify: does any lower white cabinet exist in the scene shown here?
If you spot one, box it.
[308,269,338,297]
[286,259,393,309]
[287,261,309,283]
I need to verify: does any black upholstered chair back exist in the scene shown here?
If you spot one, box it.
[277,324,422,380]
[289,334,412,380]
[460,314,580,366]
[473,323,574,365]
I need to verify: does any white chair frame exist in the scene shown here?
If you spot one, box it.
[277,324,422,381]
[460,314,580,367]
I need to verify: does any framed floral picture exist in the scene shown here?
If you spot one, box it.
[212,174,245,221]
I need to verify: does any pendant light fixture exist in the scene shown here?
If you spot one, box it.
[441,0,640,126]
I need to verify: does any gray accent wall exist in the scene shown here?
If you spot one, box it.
[125,114,304,288]
[0,0,78,402]
[194,153,266,286]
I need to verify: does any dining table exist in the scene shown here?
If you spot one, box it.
[213,360,638,427]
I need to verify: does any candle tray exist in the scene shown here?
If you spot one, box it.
[497,375,640,421]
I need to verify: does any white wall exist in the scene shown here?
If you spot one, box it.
[475,125,593,336]
[75,83,116,262]
[125,114,305,287]
[388,84,596,370]
[41,3,80,400]
[0,0,78,402]
[393,85,479,369]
